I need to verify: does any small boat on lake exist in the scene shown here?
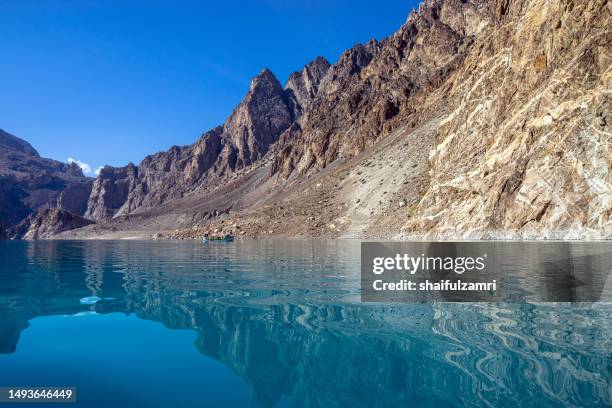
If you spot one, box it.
[203,235,234,243]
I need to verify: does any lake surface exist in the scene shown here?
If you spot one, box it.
[0,240,610,407]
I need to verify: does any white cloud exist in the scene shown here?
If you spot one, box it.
[67,157,93,175]
[94,166,104,176]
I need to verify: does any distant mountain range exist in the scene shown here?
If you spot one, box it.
[0,129,92,239]
[1,0,610,240]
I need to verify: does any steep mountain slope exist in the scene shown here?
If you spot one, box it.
[60,0,610,240]
[0,129,39,156]
[0,129,92,237]
[272,0,487,178]
[78,0,488,228]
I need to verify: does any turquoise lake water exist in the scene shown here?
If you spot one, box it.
[0,240,610,407]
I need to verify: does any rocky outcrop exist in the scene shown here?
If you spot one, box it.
[0,129,39,156]
[284,56,331,118]
[85,164,139,220]
[216,69,293,170]
[403,0,611,239]
[56,180,94,216]
[21,208,94,240]
[0,129,93,236]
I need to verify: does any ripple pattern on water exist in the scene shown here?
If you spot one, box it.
[0,240,610,408]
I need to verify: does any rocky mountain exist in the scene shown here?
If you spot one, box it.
[284,56,331,119]
[85,67,311,220]
[22,0,612,239]
[0,129,93,238]
[404,0,611,239]
[0,129,38,156]
[20,207,94,240]
[271,1,477,178]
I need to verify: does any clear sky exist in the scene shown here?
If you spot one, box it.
[0,0,418,174]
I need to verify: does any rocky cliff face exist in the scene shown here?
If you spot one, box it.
[21,207,94,240]
[67,0,611,239]
[284,56,331,119]
[0,129,93,237]
[403,0,611,239]
[85,163,139,220]
[271,0,484,177]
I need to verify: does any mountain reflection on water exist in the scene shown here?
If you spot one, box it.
[0,240,610,408]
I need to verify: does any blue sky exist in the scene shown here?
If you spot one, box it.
[0,0,418,174]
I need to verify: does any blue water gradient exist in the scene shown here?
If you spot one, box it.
[0,240,610,407]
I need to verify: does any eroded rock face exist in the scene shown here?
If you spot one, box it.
[0,129,92,235]
[217,69,293,170]
[56,180,94,216]
[85,164,139,220]
[403,0,611,239]
[21,208,94,240]
[271,0,486,177]
[284,56,331,118]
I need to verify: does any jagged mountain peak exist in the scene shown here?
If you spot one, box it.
[285,56,332,118]
[286,56,331,82]
[316,40,382,96]
[85,67,294,220]
[309,56,331,69]
[250,68,283,93]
